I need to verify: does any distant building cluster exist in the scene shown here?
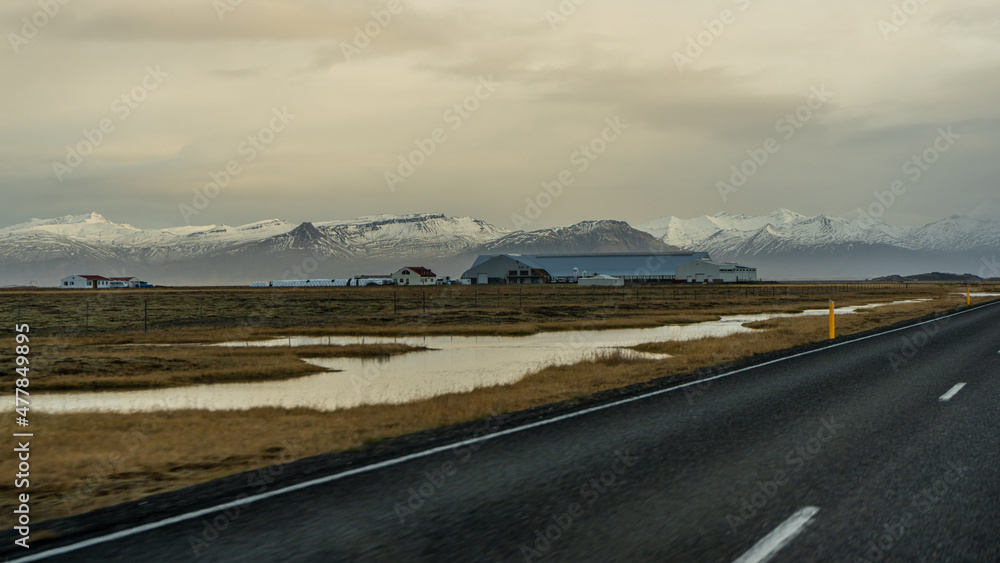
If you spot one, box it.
[248,254,758,289]
[460,253,757,284]
[675,259,757,283]
[250,267,462,288]
[252,279,355,288]
[60,274,150,289]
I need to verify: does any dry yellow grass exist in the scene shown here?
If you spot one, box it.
[1,288,995,527]
[2,281,960,340]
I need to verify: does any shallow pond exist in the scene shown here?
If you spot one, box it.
[34,300,929,413]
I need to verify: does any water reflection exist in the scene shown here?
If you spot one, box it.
[35,300,929,413]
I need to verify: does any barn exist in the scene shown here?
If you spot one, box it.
[675,259,758,283]
[460,252,711,284]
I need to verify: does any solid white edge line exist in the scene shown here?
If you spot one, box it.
[939,382,967,402]
[732,507,820,563]
[11,300,999,563]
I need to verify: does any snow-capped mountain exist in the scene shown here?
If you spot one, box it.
[635,209,1000,279]
[900,215,1000,252]
[484,220,680,255]
[315,214,509,259]
[0,213,669,285]
[2,209,997,285]
[637,209,907,251]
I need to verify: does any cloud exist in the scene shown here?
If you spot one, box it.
[1,0,998,231]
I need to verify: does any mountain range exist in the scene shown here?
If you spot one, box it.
[636,209,1000,280]
[0,210,997,285]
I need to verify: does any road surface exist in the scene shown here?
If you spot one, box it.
[3,300,998,562]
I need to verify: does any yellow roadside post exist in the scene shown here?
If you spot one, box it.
[829,300,835,339]
[967,288,971,306]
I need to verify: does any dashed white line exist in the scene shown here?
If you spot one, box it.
[939,383,967,402]
[733,507,819,563]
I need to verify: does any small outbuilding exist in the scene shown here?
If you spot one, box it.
[675,259,757,283]
[578,274,625,287]
[392,267,438,286]
[109,277,142,288]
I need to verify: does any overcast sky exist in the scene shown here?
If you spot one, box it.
[2,0,998,231]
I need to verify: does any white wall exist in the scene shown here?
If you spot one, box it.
[392,268,437,286]
[676,261,757,283]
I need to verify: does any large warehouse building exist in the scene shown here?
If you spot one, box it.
[675,258,758,283]
[460,252,711,284]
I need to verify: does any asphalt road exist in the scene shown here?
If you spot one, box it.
[4,300,999,562]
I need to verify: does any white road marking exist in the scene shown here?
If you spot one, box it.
[10,300,1000,563]
[733,507,820,563]
[939,383,967,402]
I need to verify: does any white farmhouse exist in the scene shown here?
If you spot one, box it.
[60,275,144,289]
[60,275,111,289]
[391,267,438,286]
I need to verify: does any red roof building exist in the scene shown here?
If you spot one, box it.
[392,267,438,286]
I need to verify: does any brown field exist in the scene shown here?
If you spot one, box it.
[0,282,949,339]
[0,283,996,527]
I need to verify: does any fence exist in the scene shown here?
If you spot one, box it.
[0,282,969,339]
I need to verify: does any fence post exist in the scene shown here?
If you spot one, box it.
[144,299,148,333]
[829,300,835,339]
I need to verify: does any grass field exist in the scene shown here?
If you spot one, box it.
[1,282,937,338]
[0,282,995,528]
